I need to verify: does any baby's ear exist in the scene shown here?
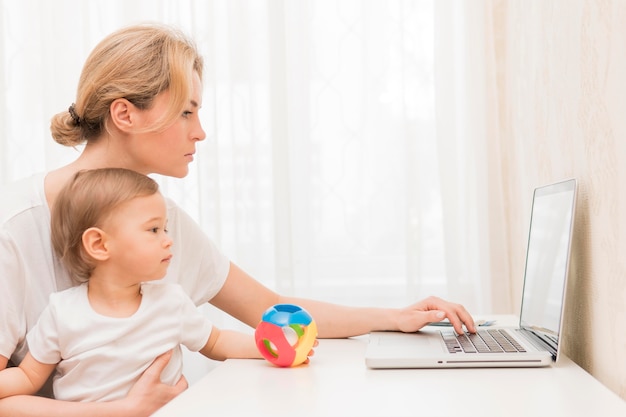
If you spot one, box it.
[82,227,110,261]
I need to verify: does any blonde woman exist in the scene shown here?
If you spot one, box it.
[0,23,475,417]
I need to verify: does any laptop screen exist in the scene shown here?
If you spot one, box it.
[519,179,577,353]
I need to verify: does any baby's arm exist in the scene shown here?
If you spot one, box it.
[0,350,186,417]
[199,328,261,361]
[0,352,56,398]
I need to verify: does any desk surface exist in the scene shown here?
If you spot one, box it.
[154,315,626,417]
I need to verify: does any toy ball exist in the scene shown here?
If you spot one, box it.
[255,304,318,367]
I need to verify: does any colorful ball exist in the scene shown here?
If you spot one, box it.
[254,304,318,367]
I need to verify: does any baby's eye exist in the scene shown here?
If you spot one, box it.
[150,227,159,233]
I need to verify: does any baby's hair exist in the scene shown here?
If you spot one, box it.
[50,23,203,147]
[51,168,160,282]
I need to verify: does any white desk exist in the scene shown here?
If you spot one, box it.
[154,316,626,417]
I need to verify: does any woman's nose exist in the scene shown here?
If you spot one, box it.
[193,119,206,142]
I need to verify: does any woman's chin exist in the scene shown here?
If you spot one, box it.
[159,167,190,179]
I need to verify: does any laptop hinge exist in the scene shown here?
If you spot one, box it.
[518,328,557,359]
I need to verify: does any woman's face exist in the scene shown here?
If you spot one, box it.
[125,72,206,178]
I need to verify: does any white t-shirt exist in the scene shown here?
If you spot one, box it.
[0,173,230,369]
[27,282,212,402]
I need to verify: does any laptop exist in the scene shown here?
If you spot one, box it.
[365,178,577,368]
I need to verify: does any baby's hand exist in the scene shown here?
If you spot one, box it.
[302,339,319,364]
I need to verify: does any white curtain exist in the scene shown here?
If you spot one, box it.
[0,1,507,317]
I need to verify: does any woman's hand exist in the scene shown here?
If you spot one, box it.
[121,350,188,416]
[396,296,476,335]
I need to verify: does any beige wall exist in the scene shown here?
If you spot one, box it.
[489,0,626,401]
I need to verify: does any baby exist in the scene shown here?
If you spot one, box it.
[0,168,257,402]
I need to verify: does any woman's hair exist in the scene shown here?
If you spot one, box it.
[50,23,203,146]
[51,168,160,282]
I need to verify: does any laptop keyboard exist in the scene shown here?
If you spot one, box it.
[442,329,526,354]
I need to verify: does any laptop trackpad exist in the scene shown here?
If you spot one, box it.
[373,331,441,350]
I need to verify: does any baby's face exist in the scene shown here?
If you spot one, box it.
[100,192,172,283]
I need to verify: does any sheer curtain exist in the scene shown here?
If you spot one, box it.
[0,1,507,320]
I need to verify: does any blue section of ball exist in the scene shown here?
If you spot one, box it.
[261,304,313,327]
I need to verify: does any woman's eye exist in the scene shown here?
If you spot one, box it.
[182,110,193,118]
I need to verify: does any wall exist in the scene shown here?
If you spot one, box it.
[490,0,626,401]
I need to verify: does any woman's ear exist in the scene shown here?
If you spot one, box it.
[109,98,135,132]
[82,227,110,261]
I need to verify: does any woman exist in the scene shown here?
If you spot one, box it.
[0,23,475,417]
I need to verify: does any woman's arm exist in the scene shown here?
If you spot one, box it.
[210,262,476,337]
[278,295,476,336]
[0,350,187,417]
[209,263,281,328]
[0,353,55,398]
